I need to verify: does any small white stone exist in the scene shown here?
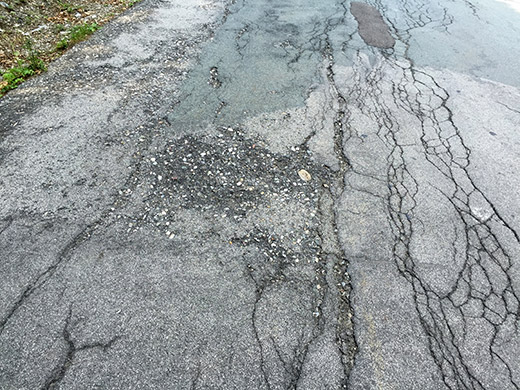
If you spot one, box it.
[298,169,312,182]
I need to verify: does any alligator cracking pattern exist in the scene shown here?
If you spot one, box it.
[235,228,327,389]
[335,0,520,387]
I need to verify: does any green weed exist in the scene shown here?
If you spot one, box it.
[1,55,46,94]
[56,23,100,50]
[53,23,66,33]
[28,54,46,72]
[59,2,81,13]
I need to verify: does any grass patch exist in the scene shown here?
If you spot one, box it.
[1,54,46,93]
[124,0,140,7]
[0,0,143,97]
[56,23,100,50]
[58,2,82,13]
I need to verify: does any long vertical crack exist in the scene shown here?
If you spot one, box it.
[309,1,360,384]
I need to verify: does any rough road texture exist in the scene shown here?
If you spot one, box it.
[1,0,520,389]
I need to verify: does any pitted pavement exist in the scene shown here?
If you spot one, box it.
[1,0,520,389]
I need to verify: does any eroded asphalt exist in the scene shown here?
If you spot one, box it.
[1,0,520,389]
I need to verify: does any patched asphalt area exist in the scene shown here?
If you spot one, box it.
[139,128,322,220]
[120,126,332,307]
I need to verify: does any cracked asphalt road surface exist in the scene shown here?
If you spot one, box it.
[1,0,520,389]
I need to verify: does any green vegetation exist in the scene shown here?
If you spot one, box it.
[56,23,100,50]
[0,0,142,97]
[58,2,82,13]
[1,38,46,93]
[1,54,46,93]
[125,0,140,7]
[53,23,66,33]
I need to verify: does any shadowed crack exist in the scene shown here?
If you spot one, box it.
[42,307,122,390]
[0,0,242,339]
[497,101,520,115]
[297,2,360,384]
[0,223,98,338]
[0,122,156,337]
[318,189,358,388]
[4,0,507,388]
[0,215,13,236]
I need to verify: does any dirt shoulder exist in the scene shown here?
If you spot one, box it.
[0,0,139,95]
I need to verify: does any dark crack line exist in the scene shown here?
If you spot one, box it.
[0,215,13,236]
[42,306,121,390]
[497,101,520,115]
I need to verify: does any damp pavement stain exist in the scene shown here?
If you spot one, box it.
[350,2,395,49]
[1,0,520,389]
